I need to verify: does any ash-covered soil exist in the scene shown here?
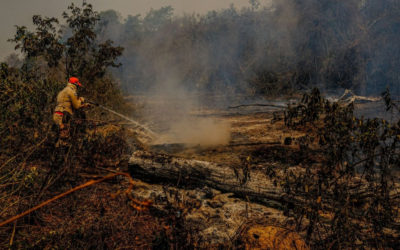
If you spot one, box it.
[147,105,304,158]
[128,99,400,248]
[128,107,311,248]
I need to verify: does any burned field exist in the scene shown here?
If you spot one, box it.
[126,92,400,249]
[129,106,308,247]
[1,90,399,249]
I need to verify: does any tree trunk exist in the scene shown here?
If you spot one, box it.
[129,151,286,209]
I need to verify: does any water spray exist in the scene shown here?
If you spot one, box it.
[87,101,158,139]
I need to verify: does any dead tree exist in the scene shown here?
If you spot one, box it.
[129,151,286,208]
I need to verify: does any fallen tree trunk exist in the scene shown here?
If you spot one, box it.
[128,150,400,239]
[129,151,286,209]
[128,151,400,208]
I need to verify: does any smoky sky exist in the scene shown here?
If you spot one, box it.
[0,0,270,60]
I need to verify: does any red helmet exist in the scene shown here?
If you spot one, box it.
[68,77,82,87]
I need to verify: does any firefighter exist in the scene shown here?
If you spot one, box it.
[53,77,89,146]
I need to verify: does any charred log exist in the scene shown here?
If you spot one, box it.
[129,151,286,209]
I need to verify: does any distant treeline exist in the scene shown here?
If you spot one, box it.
[95,0,400,96]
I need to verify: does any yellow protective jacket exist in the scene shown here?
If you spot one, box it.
[53,83,84,125]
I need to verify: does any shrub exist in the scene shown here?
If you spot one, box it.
[283,88,400,248]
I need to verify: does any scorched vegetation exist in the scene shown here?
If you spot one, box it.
[1,1,400,249]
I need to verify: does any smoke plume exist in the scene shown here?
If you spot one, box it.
[94,0,400,144]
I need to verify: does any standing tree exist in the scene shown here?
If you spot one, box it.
[9,2,124,96]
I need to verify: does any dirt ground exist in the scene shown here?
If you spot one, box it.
[5,101,396,248]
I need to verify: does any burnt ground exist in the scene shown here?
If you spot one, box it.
[2,106,311,249]
[2,102,398,249]
[128,101,400,248]
[165,109,306,164]
[127,107,313,248]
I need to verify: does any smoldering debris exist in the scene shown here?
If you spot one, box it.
[153,117,230,146]
[137,71,232,147]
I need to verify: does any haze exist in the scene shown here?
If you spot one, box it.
[0,0,266,60]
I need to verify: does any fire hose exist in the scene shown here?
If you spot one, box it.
[0,172,151,228]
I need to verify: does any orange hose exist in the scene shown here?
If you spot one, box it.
[0,172,147,228]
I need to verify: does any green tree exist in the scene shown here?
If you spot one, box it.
[62,3,124,83]
[9,2,124,88]
[10,15,64,68]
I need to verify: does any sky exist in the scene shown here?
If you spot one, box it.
[0,0,267,61]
